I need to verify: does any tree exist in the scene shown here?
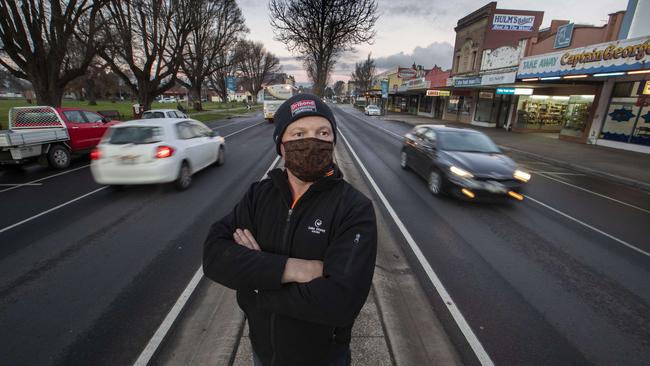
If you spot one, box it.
[98,0,192,110]
[208,48,243,103]
[181,0,247,111]
[66,61,120,104]
[332,80,345,96]
[237,40,280,104]
[0,0,105,106]
[269,0,378,97]
[350,53,375,93]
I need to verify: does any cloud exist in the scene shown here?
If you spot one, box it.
[374,42,454,70]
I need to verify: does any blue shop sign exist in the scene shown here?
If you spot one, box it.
[454,77,482,87]
[496,88,515,95]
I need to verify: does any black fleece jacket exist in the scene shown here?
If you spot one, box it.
[203,166,377,366]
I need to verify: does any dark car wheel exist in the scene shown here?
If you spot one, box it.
[428,170,443,196]
[215,146,225,166]
[400,151,409,170]
[47,145,71,170]
[175,161,192,190]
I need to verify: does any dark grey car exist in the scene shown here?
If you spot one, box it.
[400,125,530,200]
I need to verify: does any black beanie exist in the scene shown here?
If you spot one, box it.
[273,93,337,155]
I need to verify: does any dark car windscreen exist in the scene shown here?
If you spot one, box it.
[438,131,500,153]
[108,126,163,144]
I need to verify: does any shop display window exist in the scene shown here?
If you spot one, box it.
[419,96,433,113]
[516,95,568,130]
[561,95,595,136]
[475,95,494,122]
[600,81,650,146]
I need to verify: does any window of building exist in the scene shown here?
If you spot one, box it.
[471,51,477,70]
[419,96,433,114]
[600,81,650,146]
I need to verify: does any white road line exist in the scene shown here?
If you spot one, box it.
[132,154,281,366]
[335,108,406,140]
[525,195,650,258]
[337,127,495,366]
[210,118,258,131]
[0,164,90,193]
[531,171,584,176]
[0,183,43,187]
[533,172,650,214]
[0,187,107,234]
[224,121,266,139]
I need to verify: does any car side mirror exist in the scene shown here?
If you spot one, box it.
[209,130,217,138]
[101,117,109,123]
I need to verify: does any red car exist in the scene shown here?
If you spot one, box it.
[0,106,120,169]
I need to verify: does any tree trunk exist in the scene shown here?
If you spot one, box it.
[191,84,203,111]
[87,78,97,106]
[33,82,64,107]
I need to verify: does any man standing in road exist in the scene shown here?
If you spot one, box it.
[203,94,377,366]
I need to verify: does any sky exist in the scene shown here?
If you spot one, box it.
[237,0,629,85]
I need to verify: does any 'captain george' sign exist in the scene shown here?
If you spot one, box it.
[517,35,650,79]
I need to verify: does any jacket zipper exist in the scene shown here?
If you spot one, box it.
[281,208,293,254]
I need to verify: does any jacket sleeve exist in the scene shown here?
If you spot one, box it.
[256,196,377,327]
[202,183,289,291]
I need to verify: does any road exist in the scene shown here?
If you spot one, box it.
[0,113,277,365]
[333,104,650,366]
[1,106,649,365]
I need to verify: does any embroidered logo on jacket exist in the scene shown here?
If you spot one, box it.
[308,219,326,235]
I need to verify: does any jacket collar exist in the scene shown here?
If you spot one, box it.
[268,164,344,206]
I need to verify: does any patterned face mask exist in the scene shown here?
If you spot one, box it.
[282,138,334,182]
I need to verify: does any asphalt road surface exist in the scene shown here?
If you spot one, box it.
[333,104,650,366]
[0,113,277,365]
[1,106,649,366]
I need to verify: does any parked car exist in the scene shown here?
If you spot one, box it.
[90,118,225,190]
[158,97,177,104]
[400,125,530,201]
[364,105,381,116]
[142,109,188,119]
[0,106,120,169]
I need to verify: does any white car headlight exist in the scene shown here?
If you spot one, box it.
[514,169,531,182]
[450,165,473,178]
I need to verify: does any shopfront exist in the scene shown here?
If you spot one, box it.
[445,89,474,123]
[513,85,599,137]
[515,35,650,144]
[425,89,450,119]
[598,80,650,148]
[472,71,519,128]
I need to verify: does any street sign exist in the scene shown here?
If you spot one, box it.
[381,80,389,98]
[554,23,574,49]
[226,76,236,92]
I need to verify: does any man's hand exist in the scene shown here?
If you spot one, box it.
[233,228,261,251]
[233,228,322,284]
[282,258,323,284]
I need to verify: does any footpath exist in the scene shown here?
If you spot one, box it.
[149,142,464,365]
[381,112,650,192]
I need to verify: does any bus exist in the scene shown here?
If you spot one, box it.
[258,84,298,123]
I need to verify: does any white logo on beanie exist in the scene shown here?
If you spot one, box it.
[290,100,317,116]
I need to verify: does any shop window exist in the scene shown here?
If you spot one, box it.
[516,95,568,130]
[612,82,635,98]
[561,95,594,135]
[601,96,650,146]
[447,96,461,114]
[475,93,494,122]
[419,96,433,113]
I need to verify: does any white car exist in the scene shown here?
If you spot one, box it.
[90,118,225,190]
[365,105,381,116]
[142,109,188,119]
[158,97,177,103]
